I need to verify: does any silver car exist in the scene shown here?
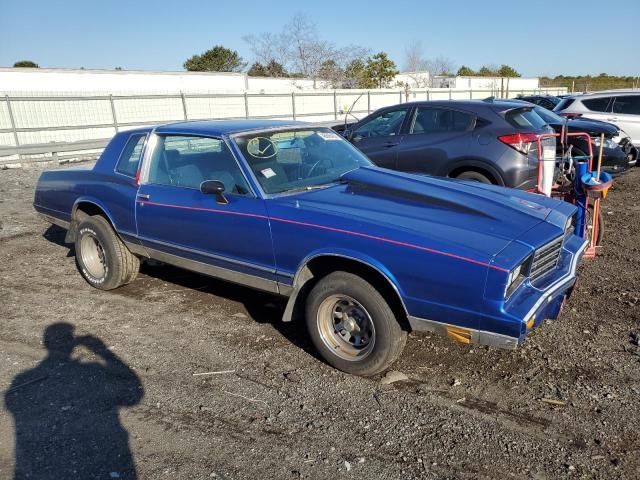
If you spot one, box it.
[554,90,640,147]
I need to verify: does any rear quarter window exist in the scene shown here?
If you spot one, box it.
[115,134,146,177]
[504,108,548,129]
[554,98,575,111]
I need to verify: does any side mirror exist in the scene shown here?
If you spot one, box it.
[200,180,228,205]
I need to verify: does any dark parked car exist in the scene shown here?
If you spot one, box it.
[336,99,555,190]
[518,95,562,111]
[531,105,637,173]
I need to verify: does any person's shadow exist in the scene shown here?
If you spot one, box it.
[4,323,144,479]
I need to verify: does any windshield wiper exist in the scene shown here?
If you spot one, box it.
[280,182,339,194]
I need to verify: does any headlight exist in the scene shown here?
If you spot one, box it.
[505,256,531,298]
[592,137,618,149]
[564,213,577,237]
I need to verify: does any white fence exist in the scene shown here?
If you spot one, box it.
[0,86,567,164]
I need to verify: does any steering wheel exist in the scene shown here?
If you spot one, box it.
[306,158,326,178]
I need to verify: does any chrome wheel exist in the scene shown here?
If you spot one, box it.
[316,294,375,361]
[80,232,107,279]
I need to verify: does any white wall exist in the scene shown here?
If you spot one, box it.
[0,68,249,95]
[0,68,542,96]
[246,76,330,91]
[431,75,540,91]
[0,68,335,95]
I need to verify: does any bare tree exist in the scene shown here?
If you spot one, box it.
[403,40,429,87]
[285,14,339,86]
[242,32,290,68]
[244,14,370,88]
[427,56,456,76]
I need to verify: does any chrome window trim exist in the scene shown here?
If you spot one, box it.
[407,105,476,136]
[138,132,257,198]
[227,126,373,200]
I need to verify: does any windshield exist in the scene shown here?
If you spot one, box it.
[233,127,372,194]
[533,106,564,124]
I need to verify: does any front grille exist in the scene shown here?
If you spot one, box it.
[530,236,564,283]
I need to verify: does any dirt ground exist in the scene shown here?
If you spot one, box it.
[0,162,639,480]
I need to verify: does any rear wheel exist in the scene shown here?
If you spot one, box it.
[305,271,406,376]
[75,215,140,290]
[454,170,493,184]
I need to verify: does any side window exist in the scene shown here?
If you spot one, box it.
[409,108,474,134]
[147,135,250,195]
[353,109,408,138]
[505,108,547,129]
[582,97,612,112]
[115,134,146,177]
[540,99,554,109]
[612,96,640,115]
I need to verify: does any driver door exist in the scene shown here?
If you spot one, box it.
[135,134,277,289]
[349,108,409,169]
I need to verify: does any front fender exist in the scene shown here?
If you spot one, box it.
[281,247,407,322]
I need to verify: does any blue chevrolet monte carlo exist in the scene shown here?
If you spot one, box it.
[34,120,587,375]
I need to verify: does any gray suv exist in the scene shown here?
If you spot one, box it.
[337,99,555,190]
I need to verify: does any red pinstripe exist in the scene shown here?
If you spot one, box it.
[138,200,509,272]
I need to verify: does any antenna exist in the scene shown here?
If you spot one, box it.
[344,92,365,129]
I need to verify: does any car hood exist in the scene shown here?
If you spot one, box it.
[551,118,619,137]
[271,167,569,263]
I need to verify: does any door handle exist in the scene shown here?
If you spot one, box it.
[384,142,399,148]
[137,193,150,200]
[606,117,618,122]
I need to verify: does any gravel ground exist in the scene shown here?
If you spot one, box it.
[0,163,639,480]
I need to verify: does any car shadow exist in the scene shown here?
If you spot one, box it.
[43,224,74,257]
[139,262,316,358]
[4,322,144,479]
[41,224,316,359]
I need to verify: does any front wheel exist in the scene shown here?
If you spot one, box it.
[305,271,407,376]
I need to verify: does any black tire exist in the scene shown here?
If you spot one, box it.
[454,170,493,184]
[586,204,604,246]
[305,271,407,376]
[75,215,140,290]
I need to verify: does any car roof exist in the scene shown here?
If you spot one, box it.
[154,119,308,137]
[399,99,532,110]
[568,89,640,99]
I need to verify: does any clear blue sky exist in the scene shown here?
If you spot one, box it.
[1,0,638,77]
